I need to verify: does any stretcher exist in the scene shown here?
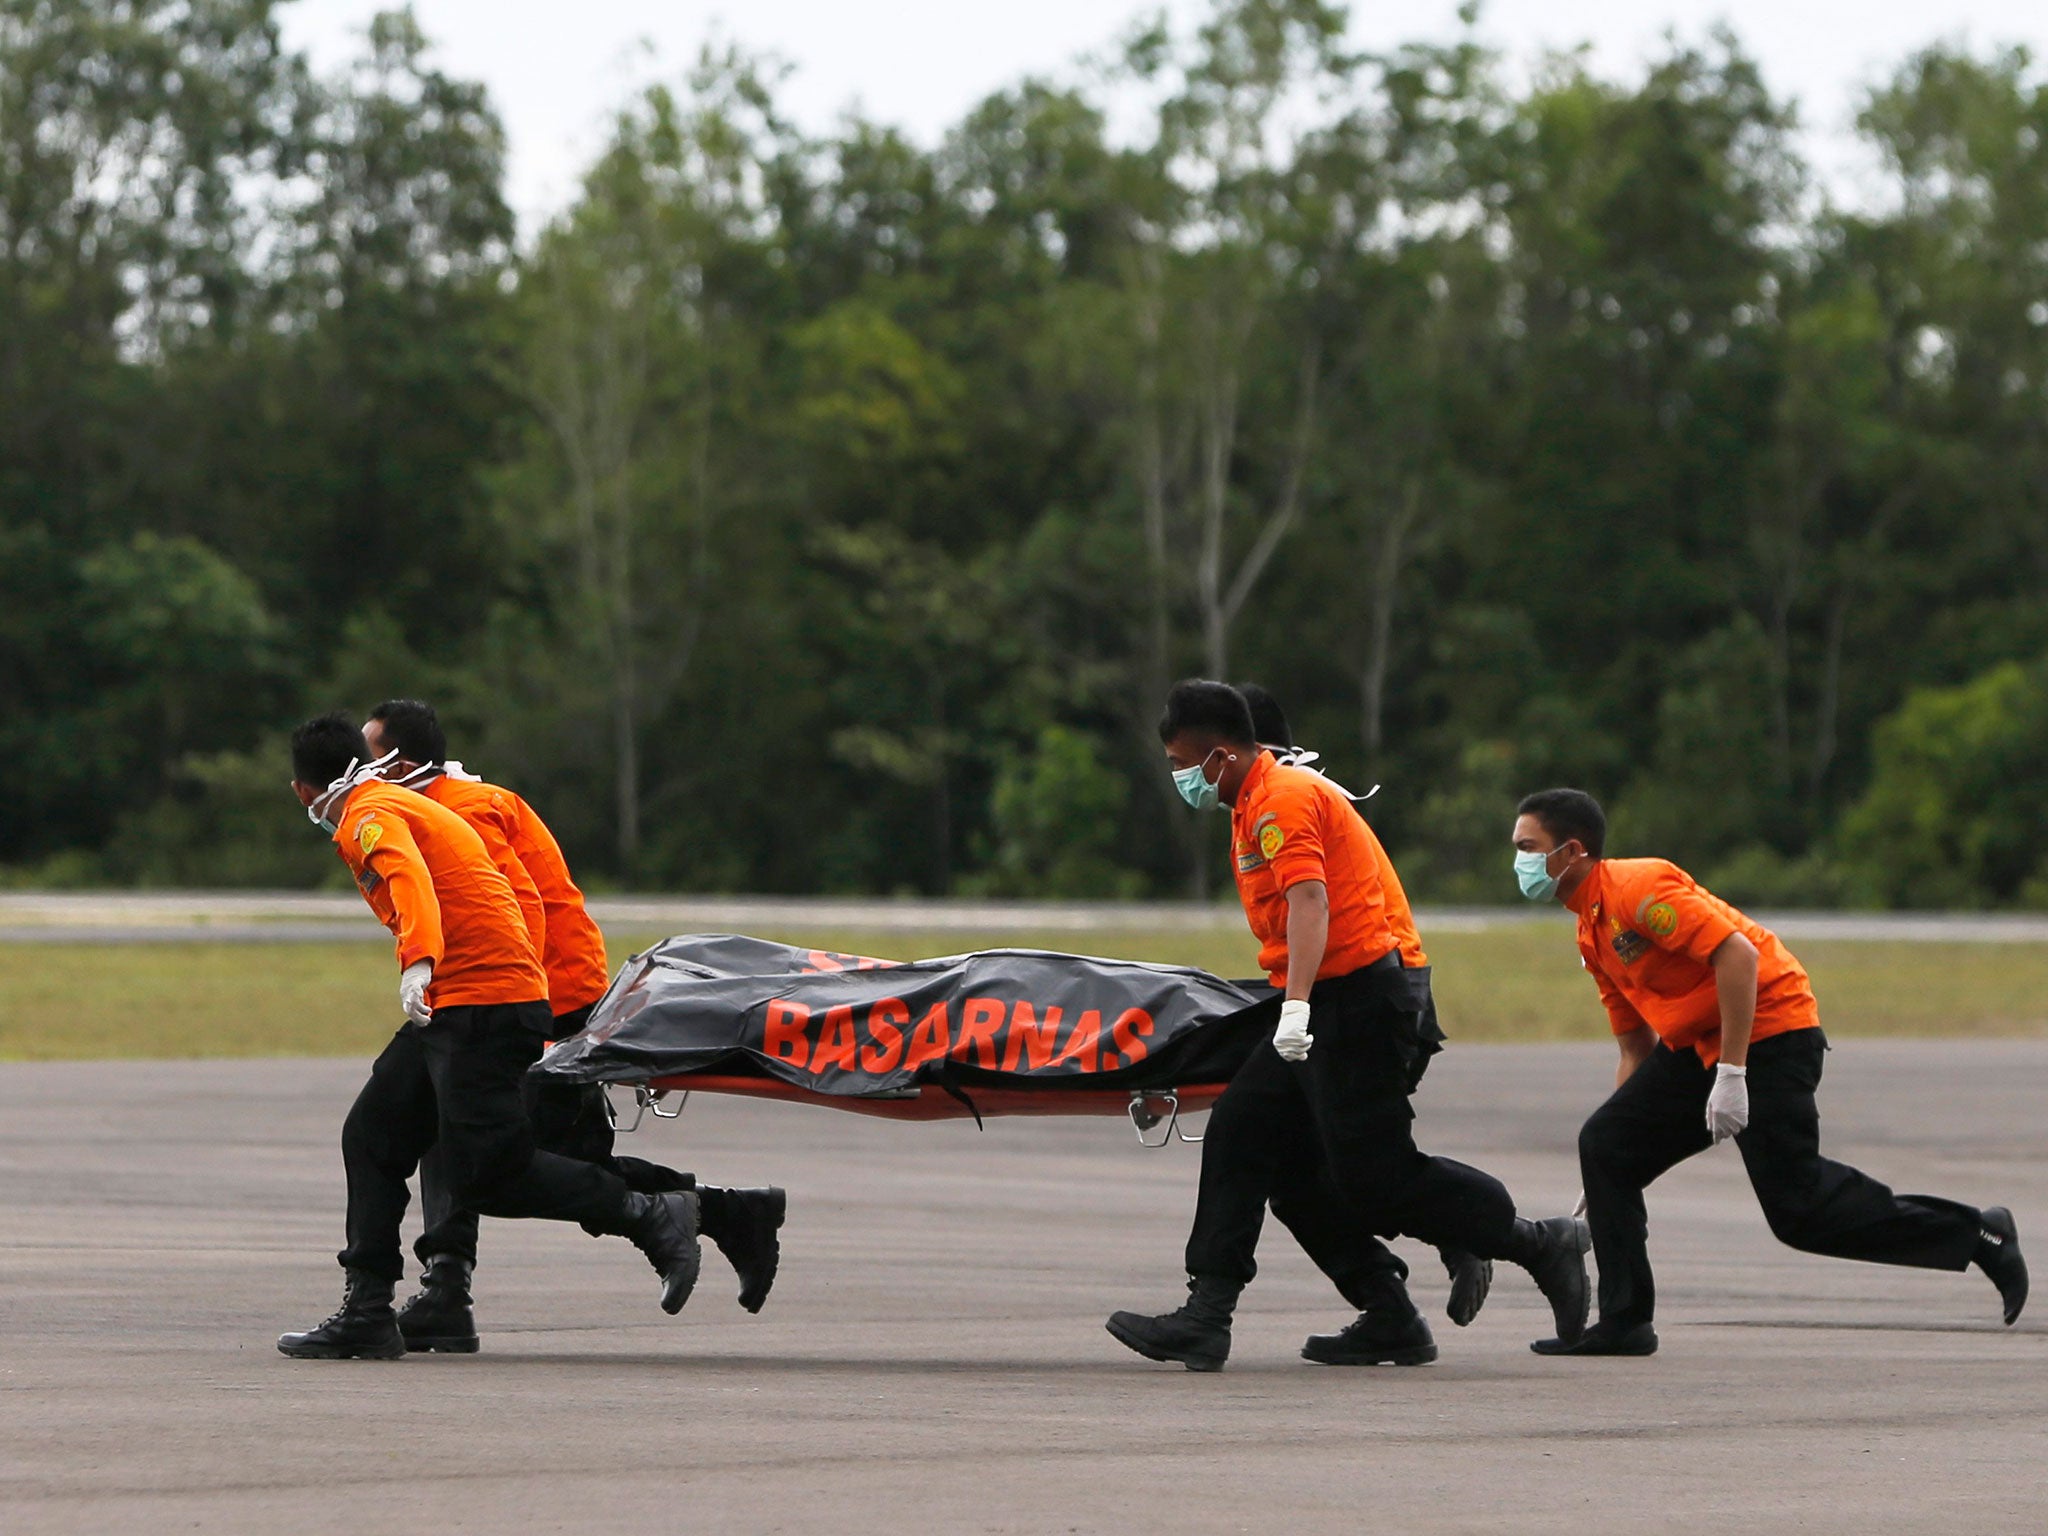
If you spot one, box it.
[535,935,1274,1146]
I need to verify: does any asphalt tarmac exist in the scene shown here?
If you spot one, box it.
[3,1041,2044,1535]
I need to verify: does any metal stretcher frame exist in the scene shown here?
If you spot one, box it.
[607,1077,1219,1145]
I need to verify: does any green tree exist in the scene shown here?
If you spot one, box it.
[1837,659,2048,907]
[492,50,784,871]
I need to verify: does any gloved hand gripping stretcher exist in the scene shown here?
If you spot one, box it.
[533,935,1276,1145]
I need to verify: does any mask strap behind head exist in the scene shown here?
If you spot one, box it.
[393,759,482,788]
[1265,740,1379,804]
[307,749,401,826]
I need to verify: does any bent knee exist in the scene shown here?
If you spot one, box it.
[438,1128,532,1201]
[1758,1196,1827,1250]
[341,1103,392,1165]
[1578,1112,1626,1168]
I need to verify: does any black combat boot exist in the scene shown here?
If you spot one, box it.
[396,1256,479,1354]
[277,1270,406,1360]
[1976,1207,2028,1325]
[1302,1306,1438,1366]
[1105,1276,1241,1372]
[1504,1215,1591,1345]
[1306,1270,1438,1365]
[699,1186,787,1313]
[1531,1319,1658,1357]
[623,1190,703,1314]
[1440,1248,1493,1328]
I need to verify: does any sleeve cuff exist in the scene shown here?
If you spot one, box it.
[1686,917,1739,963]
[1269,859,1329,893]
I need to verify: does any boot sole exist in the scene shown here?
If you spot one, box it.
[659,1191,704,1315]
[1537,1218,1593,1345]
[732,1189,788,1314]
[1446,1258,1493,1328]
[1301,1342,1439,1366]
[1981,1206,2027,1325]
[402,1335,481,1354]
[276,1338,406,1360]
[1104,1316,1227,1372]
[1530,1335,1657,1357]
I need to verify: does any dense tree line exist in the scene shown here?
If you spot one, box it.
[6,0,2048,906]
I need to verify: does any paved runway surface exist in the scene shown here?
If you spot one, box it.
[3,1043,2043,1534]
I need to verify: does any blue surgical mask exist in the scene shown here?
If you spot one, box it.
[1516,847,1562,901]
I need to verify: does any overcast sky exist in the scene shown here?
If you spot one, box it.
[280,0,2048,229]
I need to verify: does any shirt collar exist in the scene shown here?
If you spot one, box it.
[1563,858,1605,919]
[1228,749,1274,822]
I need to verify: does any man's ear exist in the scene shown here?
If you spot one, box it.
[292,781,317,809]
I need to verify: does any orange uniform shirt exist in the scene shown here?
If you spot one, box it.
[1229,752,1425,987]
[418,776,547,975]
[492,784,610,1014]
[333,780,548,1010]
[1566,857,1820,1067]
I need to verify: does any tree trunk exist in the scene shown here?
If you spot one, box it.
[1129,243,1210,898]
[929,669,952,895]
[1358,475,1423,774]
[1806,583,1849,806]
[607,446,641,868]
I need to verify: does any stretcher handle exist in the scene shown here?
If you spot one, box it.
[602,1085,689,1134]
[1128,1090,1204,1148]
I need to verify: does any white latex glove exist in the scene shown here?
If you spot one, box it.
[399,960,434,1025]
[1273,999,1313,1063]
[1705,1062,1749,1143]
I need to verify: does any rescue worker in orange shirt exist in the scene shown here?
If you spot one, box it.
[1107,682,1590,1371]
[1234,683,1493,1333]
[360,699,786,1351]
[278,713,702,1360]
[1512,787,2028,1356]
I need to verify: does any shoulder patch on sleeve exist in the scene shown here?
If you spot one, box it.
[1259,819,1286,860]
[1641,899,1678,937]
[357,818,384,858]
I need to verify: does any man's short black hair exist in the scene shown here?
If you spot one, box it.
[1235,683,1292,749]
[367,698,447,764]
[1158,680,1257,747]
[1517,788,1608,859]
[291,712,371,788]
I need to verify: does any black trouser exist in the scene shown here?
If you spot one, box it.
[1580,1028,1984,1328]
[413,1004,695,1269]
[339,1002,637,1283]
[1184,963,1520,1292]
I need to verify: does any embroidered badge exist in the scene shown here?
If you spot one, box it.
[1258,817,1286,861]
[1611,929,1652,965]
[357,819,384,858]
[1642,901,1678,938]
[1608,915,1650,964]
